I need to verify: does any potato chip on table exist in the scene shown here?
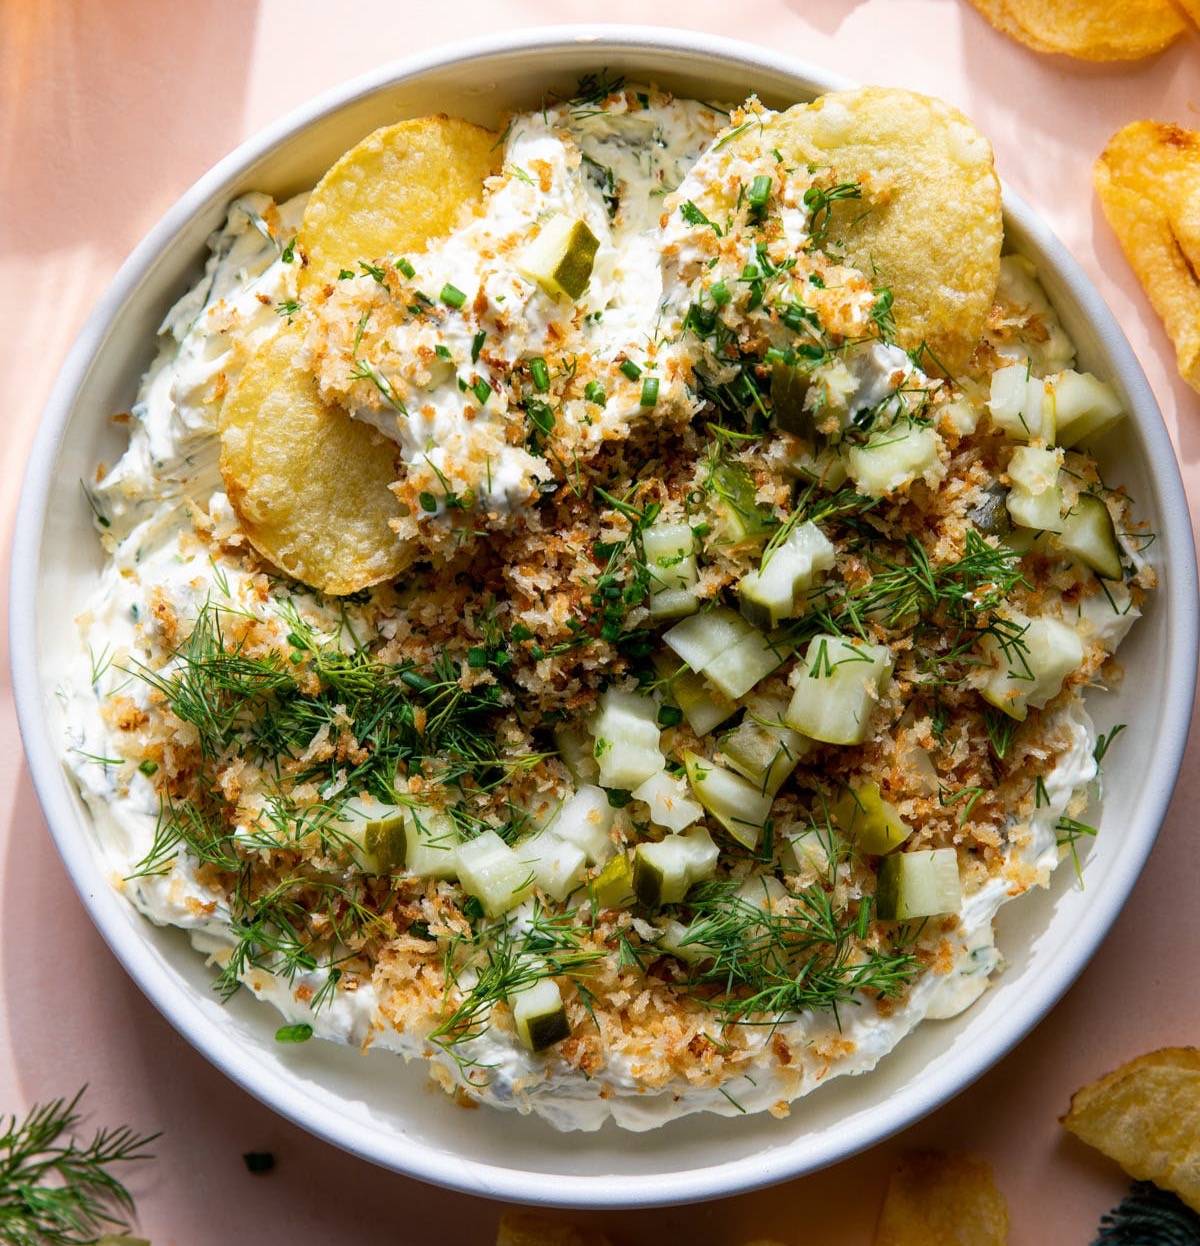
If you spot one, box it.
[875,1151,1009,1245]
[966,0,1188,60]
[219,322,412,595]
[1063,1046,1200,1212]
[299,115,499,290]
[1095,120,1200,394]
[496,1211,613,1246]
[760,87,1003,374]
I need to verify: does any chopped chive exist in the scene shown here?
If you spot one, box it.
[764,347,788,365]
[275,1023,313,1043]
[640,376,659,407]
[138,759,158,776]
[584,380,607,406]
[526,398,554,437]
[471,330,486,363]
[472,378,492,405]
[657,704,683,728]
[510,622,533,641]
[337,268,355,280]
[747,174,773,213]
[434,344,451,359]
[467,646,489,669]
[396,257,416,278]
[781,303,814,331]
[710,278,730,307]
[619,359,642,382]
[280,237,297,263]
[419,491,439,513]
[440,283,467,308]
[529,356,550,392]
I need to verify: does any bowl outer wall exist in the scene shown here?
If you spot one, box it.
[10,24,1199,1209]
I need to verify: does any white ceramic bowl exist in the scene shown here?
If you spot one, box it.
[11,24,1199,1210]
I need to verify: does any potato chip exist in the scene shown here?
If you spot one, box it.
[875,1151,1009,1245]
[966,0,1186,60]
[219,322,411,595]
[1062,1047,1200,1212]
[1095,120,1200,393]
[765,88,1002,373]
[495,1211,612,1246]
[299,115,498,290]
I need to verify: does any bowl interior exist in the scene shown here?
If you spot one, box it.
[15,30,1195,1207]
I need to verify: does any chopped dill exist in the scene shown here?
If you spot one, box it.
[675,878,917,1024]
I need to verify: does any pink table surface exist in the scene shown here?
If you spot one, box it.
[1,3,1198,1242]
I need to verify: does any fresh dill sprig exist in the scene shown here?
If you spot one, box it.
[786,530,1029,690]
[677,878,917,1024]
[803,180,862,246]
[123,597,552,1010]
[1093,723,1126,770]
[567,69,626,110]
[0,1089,157,1246]
[127,600,514,808]
[1056,814,1098,882]
[983,708,1018,761]
[213,875,388,1002]
[548,487,660,658]
[431,904,604,1062]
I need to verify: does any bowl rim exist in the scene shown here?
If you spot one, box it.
[10,22,1199,1210]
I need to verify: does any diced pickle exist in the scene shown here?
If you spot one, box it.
[510,978,570,1052]
[1050,370,1124,447]
[682,750,773,850]
[968,482,1012,537]
[591,852,635,909]
[520,215,599,300]
[785,635,893,745]
[708,461,774,548]
[832,782,913,855]
[363,814,407,873]
[1059,494,1122,580]
[875,847,961,920]
[978,613,1083,721]
[771,361,812,434]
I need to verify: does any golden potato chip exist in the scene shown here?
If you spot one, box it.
[1095,120,1200,393]
[1062,1047,1200,1212]
[219,322,411,595]
[496,1211,612,1246]
[299,115,499,290]
[765,88,1002,373]
[966,0,1186,60]
[875,1151,1009,1246]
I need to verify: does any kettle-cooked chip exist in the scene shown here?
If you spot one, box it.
[765,88,1002,373]
[1095,120,1200,393]
[496,1212,613,1246]
[966,0,1186,61]
[1062,1047,1200,1213]
[299,115,499,290]
[219,323,412,595]
[875,1151,1009,1245]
